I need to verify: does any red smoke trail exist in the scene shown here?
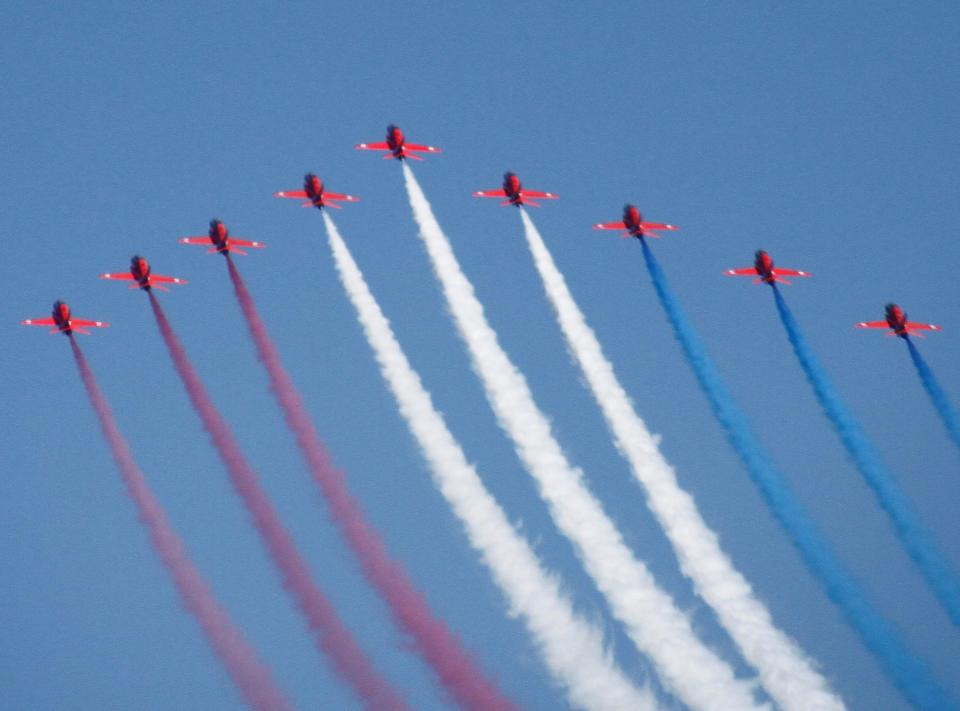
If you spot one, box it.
[225,257,515,711]
[147,293,408,711]
[69,336,292,711]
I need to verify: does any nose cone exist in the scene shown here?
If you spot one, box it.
[624,204,640,223]
[54,300,70,319]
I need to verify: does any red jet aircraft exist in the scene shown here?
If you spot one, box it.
[857,303,942,338]
[21,300,108,335]
[179,220,265,256]
[724,250,810,285]
[100,255,187,291]
[593,205,679,239]
[473,172,558,207]
[355,124,441,161]
[274,173,359,210]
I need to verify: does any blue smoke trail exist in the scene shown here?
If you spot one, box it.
[906,337,960,453]
[773,285,960,630]
[639,239,956,710]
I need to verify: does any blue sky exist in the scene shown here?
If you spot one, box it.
[3,2,958,709]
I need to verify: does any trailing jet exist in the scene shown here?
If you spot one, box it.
[274,173,359,210]
[179,220,265,256]
[473,172,558,207]
[593,204,678,239]
[355,124,441,161]
[724,250,810,285]
[857,303,942,338]
[21,300,108,335]
[100,256,187,291]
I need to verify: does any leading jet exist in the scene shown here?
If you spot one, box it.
[355,124,441,161]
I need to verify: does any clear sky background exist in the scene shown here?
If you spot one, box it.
[2,2,958,709]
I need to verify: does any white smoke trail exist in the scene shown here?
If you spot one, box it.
[401,164,764,711]
[323,212,654,711]
[519,209,845,711]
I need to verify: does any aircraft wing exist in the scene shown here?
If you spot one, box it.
[771,268,811,278]
[100,272,136,281]
[71,319,109,329]
[21,317,57,327]
[906,321,942,332]
[355,141,391,151]
[150,275,188,285]
[724,268,757,276]
[856,320,890,330]
[405,143,441,154]
[324,192,360,202]
[520,190,558,199]
[473,189,508,198]
[227,238,265,249]
[593,221,627,231]
[641,222,679,231]
[180,236,212,245]
[274,190,308,199]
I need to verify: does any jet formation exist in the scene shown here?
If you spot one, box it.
[22,124,943,349]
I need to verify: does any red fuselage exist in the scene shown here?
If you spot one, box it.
[753,250,776,282]
[387,125,405,157]
[130,255,152,287]
[623,205,644,235]
[53,300,71,330]
[503,172,523,204]
[209,220,230,251]
[885,304,909,336]
[304,173,324,201]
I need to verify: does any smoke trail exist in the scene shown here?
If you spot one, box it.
[906,338,960,453]
[520,211,842,711]
[772,286,960,628]
[323,212,655,711]
[224,257,516,711]
[639,239,956,710]
[403,164,763,711]
[147,293,408,711]
[70,337,292,711]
